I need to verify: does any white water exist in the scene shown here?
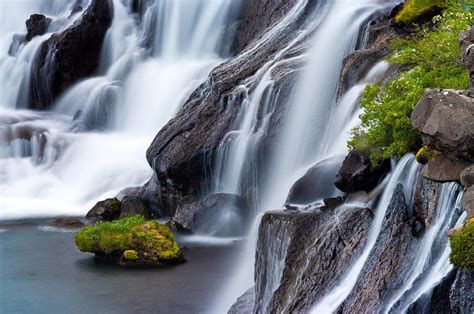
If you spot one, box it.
[0,0,237,220]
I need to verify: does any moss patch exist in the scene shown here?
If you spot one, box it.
[450,217,474,270]
[75,215,184,266]
[396,0,449,24]
[415,146,433,164]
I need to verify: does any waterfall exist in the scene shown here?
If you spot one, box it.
[311,154,420,313]
[0,0,237,220]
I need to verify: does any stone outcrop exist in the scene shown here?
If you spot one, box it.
[421,152,471,182]
[228,288,255,314]
[170,193,250,236]
[462,187,474,217]
[460,165,474,188]
[25,14,52,41]
[286,156,344,205]
[29,0,113,109]
[412,89,474,163]
[334,150,390,193]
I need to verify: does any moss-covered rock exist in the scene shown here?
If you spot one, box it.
[415,146,433,164]
[75,215,185,267]
[450,217,474,270]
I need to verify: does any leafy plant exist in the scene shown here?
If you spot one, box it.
[349,3,473,166]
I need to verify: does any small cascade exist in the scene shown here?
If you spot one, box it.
[0,0,238,220]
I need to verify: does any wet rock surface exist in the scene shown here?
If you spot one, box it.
[253,205,372,313]
[450,268,474,313]
[286,156,344,205]
[146,0,313,214]
[228,287,255,314]
[334,150,390,193]
[48,217,84,228]
[25,14,52,41]
[29,0,113,109]
[171,193,250,236]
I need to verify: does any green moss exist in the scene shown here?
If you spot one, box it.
[450,218,474,270]
[75,215,183,263]
[395,0,451,24]
[122,250,139,261]
[349,4,473,166]
[415,146,433,164]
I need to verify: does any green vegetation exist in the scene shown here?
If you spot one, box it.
[450,218,474,269]
[349,2,473,166]
[395,0,451,24]
[75,215,183,265]
[415,146,433,164]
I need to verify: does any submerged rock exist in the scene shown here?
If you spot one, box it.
[334,150,390,193]
[170,193,250,236]
[75,215,185,267]
[29,0,113,109]
[86,198,121,222]
[411,89,474,163]
[48,217,84,228]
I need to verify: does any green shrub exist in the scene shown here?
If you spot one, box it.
[450,218,474,269]
[349,4,473,166]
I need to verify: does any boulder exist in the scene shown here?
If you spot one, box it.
[462,187,474,217]
[411,89,474,163]
[48,217,84,228]
[25,14,52,41]
[460,26,474,89]
[334,150,390,193]
[119,196,154,220]
[460,165,474,189]
[29,0,113,109]
[75,215,185,267]
[286,156,344,205]
[421,153,470,182]
[86,198,121,222]
[170,193,250,236]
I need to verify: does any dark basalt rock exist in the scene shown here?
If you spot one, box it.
[420,152,470,182]
[25,14,52,41]
[254,205,372,313]
[119,196,154,220]
[86,198,121,222]
[412,89,474,163]
[334,150,390,193]
[146,1,313,214]
[450,268,474,313]
[29,0,113,109]
[170,193,250,236]
[286,156,344,205]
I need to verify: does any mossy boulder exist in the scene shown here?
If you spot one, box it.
[450,217,474,270]
[415,146,433,164]
[75,215,185,267]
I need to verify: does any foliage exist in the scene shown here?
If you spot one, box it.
[75,215,182,262]
[450,218,474,270]
[349,3,473,166]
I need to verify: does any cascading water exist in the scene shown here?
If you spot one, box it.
[0,0,238,220]
[212,0,399,311]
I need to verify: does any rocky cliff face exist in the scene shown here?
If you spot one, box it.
[146,0,318,215]
[29,0,113,109]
